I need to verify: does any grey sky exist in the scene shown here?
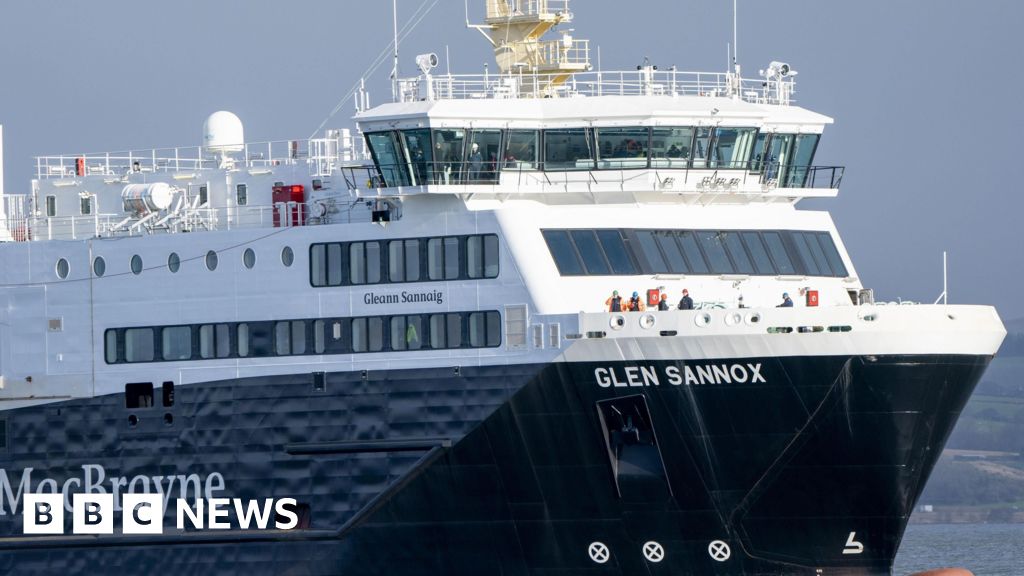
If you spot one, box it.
[1,1,1021,321]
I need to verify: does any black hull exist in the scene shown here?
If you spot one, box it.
[0,353,990,575]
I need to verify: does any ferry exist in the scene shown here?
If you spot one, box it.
[0,1,1005,574]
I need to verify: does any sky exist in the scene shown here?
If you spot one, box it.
[1,0,1022,322]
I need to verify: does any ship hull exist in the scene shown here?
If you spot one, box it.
[0,353,990,575]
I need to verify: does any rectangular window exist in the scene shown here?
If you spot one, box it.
[696,231,735,274]
[691,127,713,168]
[544,129,595,171]
[291,320,306,354]
[721,232,755,274]
[816,233,848,277]
[162,382,175,407]
[633,231,668,274]
[650,127,694,168]
[446,313,462,348]
[236,183,248,206]
[791,232,824,276]
[327,244,343,286]
[46,195,56,217]
[595,127,650,169]
[466,129,502,183]
[390,316,408,351]
[443,238,459,279]
[199,324,216,359]
[786,134,820,188]
[432,129,466,184]
[762,232,797,275]
[310,244,327,287]
[389,241,406,282]
[125,383,154,409]
[400,129,434,186]
[124,328,155,363]
[350,242,367,284]
[366,131,411,187]
[105,330,118,364]
[503,130,539,170]
[741,232,776,275]
[216,324,231,358]
[571,230,611,275]
[81,196,93,215]
[275,321,291,356]
[505,305,527,350]
[429,314,447,349]
[467,235,500,279]
[542,230,584,275]
[800,232,831,276]
[199,185,208,205]
[595,230,636,275]
[469,311,501,348]
[237,323,250,357]
[678,232,710,274]
[710,127,758,169]
[352,318,367,353]
[249,323,273,357]
[656,232,689,274]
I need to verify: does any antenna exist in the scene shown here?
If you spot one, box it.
[733,0,739,67]
[391,0,400,102]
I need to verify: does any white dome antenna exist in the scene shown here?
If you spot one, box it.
[203,111,245,168]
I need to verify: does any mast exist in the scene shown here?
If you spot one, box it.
[478,0,591,93]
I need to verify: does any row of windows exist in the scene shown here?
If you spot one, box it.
[104,311,502,364]
[365,127,820,188]
[542,229,849,278]
[310,234,499,287]
[56,247,294,280]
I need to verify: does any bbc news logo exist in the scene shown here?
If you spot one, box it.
[23,493,299,535]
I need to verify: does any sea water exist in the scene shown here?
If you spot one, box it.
[893,524,1023,575]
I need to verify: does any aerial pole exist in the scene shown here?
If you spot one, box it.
[391,0,400,102]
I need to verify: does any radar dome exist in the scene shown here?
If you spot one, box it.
[203,111,244,153]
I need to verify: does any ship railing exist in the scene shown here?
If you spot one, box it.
[17,200,371,241]
[486,0,570,20]
[34,135,361,180]
[399,69,795,104]
[341,161,842,194]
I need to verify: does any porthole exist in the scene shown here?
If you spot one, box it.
[130,255,143,275]
[724,312,742,326]
[205,250,219,271]
[56,258,70,279]
[694,312,712,327]
[638,314,656,330]
[744,312,762,325]
[243,248,256,269]
[93,257,106,277]
[609,314,626,330]
[168,252,180,273]
[281,246,294,267]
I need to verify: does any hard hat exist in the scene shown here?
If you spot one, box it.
[632,291,639,297]
[783,292,790,298]
[613,290,619,296]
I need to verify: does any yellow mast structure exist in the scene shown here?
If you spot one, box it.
[477,0,591,94]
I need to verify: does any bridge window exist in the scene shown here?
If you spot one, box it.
[678,232,710,274]
[596,127,650,169]
[571,230,612,275]
[785,134,821,187]
[710,127,758,169]
[696,231,734,274]
[721,232,756,275]
[544,129,595,171]
[761,232,797,275]
[433,129,466,184]
[366,131,410,188]
[504,130,539,170]
[655,231,688,273]
[542,230,584,275]
[596,230,636,275]
[467,129,502,183]
[691,127,713,168]
[650,128,694,168]
[742,232,776,275]
[400,129,433,186]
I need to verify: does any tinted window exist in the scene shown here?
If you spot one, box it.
[466,130,501,183]
[697,231,734,274]
[429,314,447,349]
[310,245,326,286]
[125,328,154,363]
[571,230,611,275]
[443,238,459,279]
[544,129,594,171]
[634,231,668,273]
[596,230,637,275]
[401,129,434,186]
[710,128,758,169]
[350,243,367,284]
[446,314,462,348]
[791,233,823,276]
[542,230,584,275]
[655,232,688,274]
[596,127,649,169]
[366,131,410,187]
[433,129,466,184]
[650,128,694,167]
[722,232,755,274]
[741,232,776,275]
[327,244,343,286]
[817,233,848,277]
[800,232,830,276]
[762,232,797,275]
[504,130,539,170]
[678,232,710,274]
[105,330,118,364]
[691,127,713,168]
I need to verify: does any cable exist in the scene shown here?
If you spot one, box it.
[308,0,441,139]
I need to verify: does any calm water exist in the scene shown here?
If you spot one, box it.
[893,524,1023,575]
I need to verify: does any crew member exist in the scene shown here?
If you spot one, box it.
[778,292,794,307]
[658,293,670,311]
[678,289,694,310]
[628,291,645,312]
[606,290,623,312]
